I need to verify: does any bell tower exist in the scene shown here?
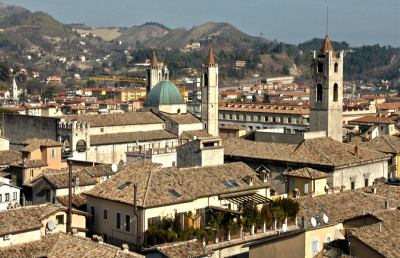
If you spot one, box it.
[146,51,162,94]
[201,45,219,136]
[310,35,344,142]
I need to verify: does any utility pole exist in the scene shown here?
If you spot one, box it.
[67,159,72,233]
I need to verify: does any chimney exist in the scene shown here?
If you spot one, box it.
[384,199,389,210]
[121,243,129,252]
[354,144,359,158]
[92,235,103,243]
[379,222,382,231]
[72,228,78,235]
[372,187,377,194]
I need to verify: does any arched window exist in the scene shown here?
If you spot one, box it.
[316,84,323,103]
[76,140,87,152]
[334,63,339,73]
[333,83,339,102]
[317,61,323,73]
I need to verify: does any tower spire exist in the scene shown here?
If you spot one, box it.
[207,44,215,66]
[151,51,158,68]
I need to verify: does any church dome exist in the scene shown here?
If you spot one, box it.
[144,80,184,106]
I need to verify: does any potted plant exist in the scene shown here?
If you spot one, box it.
[260,204,272,232]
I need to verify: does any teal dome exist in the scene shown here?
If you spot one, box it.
[145,80,184,106]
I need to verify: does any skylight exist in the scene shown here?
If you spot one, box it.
[224,181,240,187]
[117,182,131,190]
[169,189,182,198]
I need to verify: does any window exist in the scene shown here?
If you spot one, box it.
[0,194,2,202]
[56,215,64,225]
[51,149,56,158]
[365,178,369,187]
[5,193,9,202]
[317,61,323,73]
[333,83,338,102]
[12,192,17,201]
[316,84,323,102]
[91,206,95,222]
[311,239,319,256]
[116,212,121,229]
[351,181,355,190]
[125,215,131,232]
[103,209,108,220]
[334,63,338,73]
[30,170,34,178]
[304,183,309,194]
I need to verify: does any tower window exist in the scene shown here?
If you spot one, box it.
[334,63,339,73]
[316,84,323,103]
[317,61,323,73]
[333,83,339,102]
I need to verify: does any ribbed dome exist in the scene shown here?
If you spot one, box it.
[144,80,184,106]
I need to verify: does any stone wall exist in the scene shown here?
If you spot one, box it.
[1,114,59,149]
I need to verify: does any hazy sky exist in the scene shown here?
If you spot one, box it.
[3,0,400,46]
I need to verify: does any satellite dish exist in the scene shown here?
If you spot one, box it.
[47,220,55,231]
[311,217,317,227]
[323,213,329,224]
[282,223,288,232]
[111,164,118,173]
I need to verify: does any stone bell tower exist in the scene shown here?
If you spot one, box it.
[201,45,219,137]
[309,35,344,142]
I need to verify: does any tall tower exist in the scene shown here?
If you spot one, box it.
[310,35,344,142]
[11,76,18,102]
[146,51,163,94]
[201,45,219,136]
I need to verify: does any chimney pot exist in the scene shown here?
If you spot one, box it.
[121,243,129,252]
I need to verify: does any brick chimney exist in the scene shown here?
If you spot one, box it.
[354,144,359,158]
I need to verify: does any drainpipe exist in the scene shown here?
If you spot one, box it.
[67,160,72,234]
[133,184,140,250]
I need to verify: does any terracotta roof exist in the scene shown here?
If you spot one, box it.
[219,102,309,115]
[60,112,164,127]
[319,35,335,56]
[21,138,62,153]
[86,161,268,208]
[350,115,395,124]
[0,150,22,166]
[83,164,116,177]
[360,135,400,154]
[351,209,400,258]
[161,112,202,125]
[56,194,87,208]
[90,130,177,146]
[377,102,400,110]
[41,169,97,189]
[180,130,212,140]
[284,167,328,179]
[0,232,144,258]
[0,204,75,236]
[153,239,211,258]
[219,124,246,130]
[223,137,390,168]
[296,190,400,225]
[360,183,400,201]
[12,159,47,169]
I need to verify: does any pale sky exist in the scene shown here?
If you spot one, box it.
[2,0,400,46]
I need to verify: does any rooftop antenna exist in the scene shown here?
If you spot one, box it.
[326,6,329,36]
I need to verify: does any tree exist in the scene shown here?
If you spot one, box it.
[252,93,258,103]
[263,93,270,103]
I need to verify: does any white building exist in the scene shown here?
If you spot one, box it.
[0,177,21,211]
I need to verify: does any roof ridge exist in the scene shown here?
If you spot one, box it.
[381,136,398,153]
[142,167,157,207]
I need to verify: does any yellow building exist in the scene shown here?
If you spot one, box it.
[285,167,329,197]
